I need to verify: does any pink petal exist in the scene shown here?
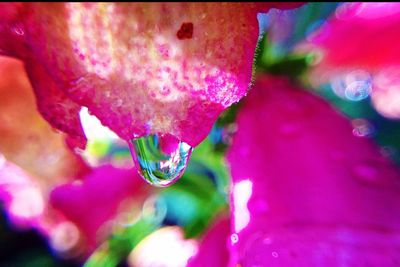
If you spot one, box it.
[25,58,87,149]
[227,76,400,266]
[1,3,302,146]
[308,3,400,71]
[50,165,150,252]
[187,217,230,267]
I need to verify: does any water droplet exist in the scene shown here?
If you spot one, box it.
[352,118,375,137]
[129,134,192,187]
[231,233,239,244]
[271,251,279,258]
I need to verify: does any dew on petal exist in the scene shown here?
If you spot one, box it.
[271,251,279,258]
[231,233,239,244]
[129,133,193,187]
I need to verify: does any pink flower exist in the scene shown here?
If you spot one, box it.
[0,4,304,259]
[226,75,400,266]
[178,74,400,267]
[0,3,302,147]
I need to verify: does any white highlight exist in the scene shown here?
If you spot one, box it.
[9,187,44,218]
[79,107,119,141]
[128,227,198,267]
[233,179,253,233]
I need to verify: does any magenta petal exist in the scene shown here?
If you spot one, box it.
[50,165,148,251]
[227,76,400,266]
[0,3,26,58]
[187,217,230,267]
[308,3,400,72]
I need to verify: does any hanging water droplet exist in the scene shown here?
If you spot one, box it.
[128,133,192,187]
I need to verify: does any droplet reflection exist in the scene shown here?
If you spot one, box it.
[129,134,193,187]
